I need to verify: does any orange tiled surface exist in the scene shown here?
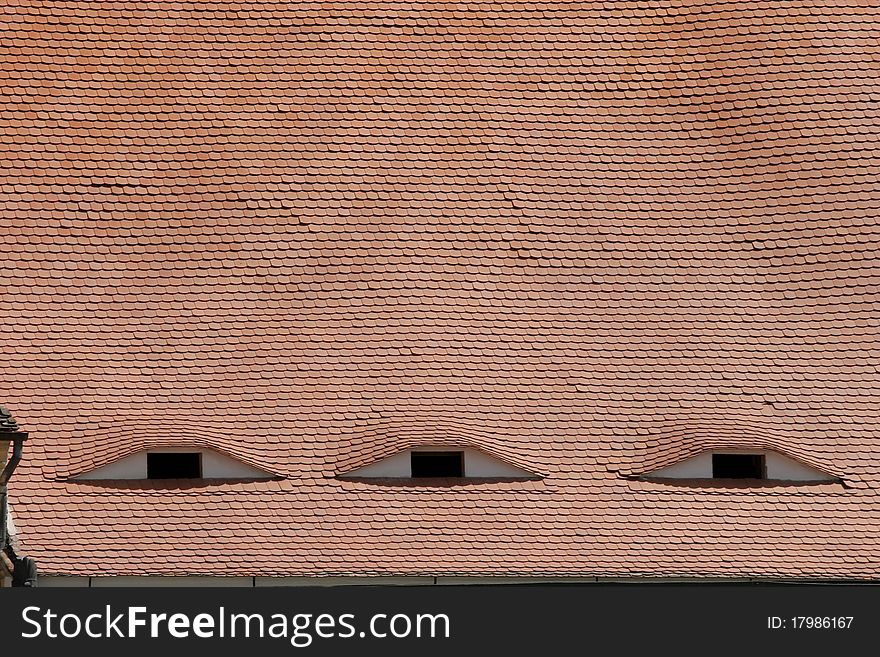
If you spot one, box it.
[2,1,880,578]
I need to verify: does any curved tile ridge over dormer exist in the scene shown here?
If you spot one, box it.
[330,418,546,479]
[55,421,283,481]
[613,417,847,484]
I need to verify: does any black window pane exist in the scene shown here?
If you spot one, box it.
[411,451,464,478]
[147,453,202,479]
[712,454,765,479]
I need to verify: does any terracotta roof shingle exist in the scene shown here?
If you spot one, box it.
[1,0,880,580]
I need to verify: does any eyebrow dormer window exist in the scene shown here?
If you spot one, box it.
[639,449,836,483]
[712,453,765,479]
[339,446,537,479]
[147,452,202,479]
[72,447,274,481]
[410,451,464,478]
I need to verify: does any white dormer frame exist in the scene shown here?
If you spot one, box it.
[644,448,836,482]
[73,447,274,480]
[342,446,535,479]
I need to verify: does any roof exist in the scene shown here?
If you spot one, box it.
[2,0,880,580]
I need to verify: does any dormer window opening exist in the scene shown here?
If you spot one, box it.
[712,453,765,479]
[410,451,464,478]
[146,452,202,480]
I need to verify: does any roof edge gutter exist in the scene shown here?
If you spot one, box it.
[1,432,33,587]
[0,432,27,487]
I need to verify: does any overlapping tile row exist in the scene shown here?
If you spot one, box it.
[2,1,880,577]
